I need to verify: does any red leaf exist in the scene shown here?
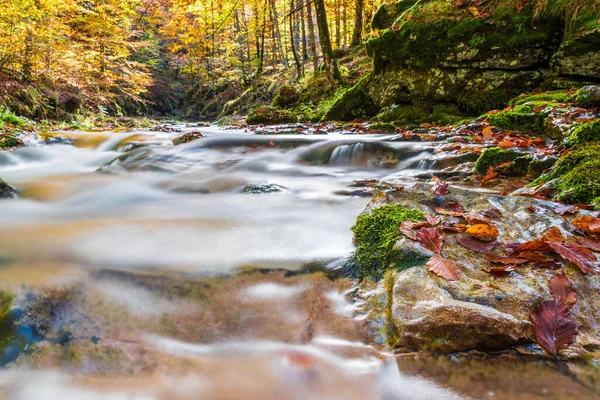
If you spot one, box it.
[553,204,579,216]
[547,242,600,275]
[446,202,466,213]
[530,299,578,357]
[549,271,577,308]
[485,265,517,277]
[425,214,442,226]
[481,208,502,219]
[534,260,562,270]
[517,251,548,262]
[417,227,445,253]
[484,254,529,265]
[400,221,419,240]
[517,240,552,252]
[432,175,449,195]
[457,236,497,253]
[435,208,466,217]
[577,238,600,252]
[441,223,467,233]
[426,254,460,281]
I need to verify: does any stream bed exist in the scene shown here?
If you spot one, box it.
[0,124,598,399]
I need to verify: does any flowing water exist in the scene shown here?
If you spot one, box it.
[0,124,597,399]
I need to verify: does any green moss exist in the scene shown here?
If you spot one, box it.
[503,156,532,177]
[565,120,600,147]
[528,156,557,178]
[474,147,521,174]
[485,104,547,132]
[0,134,22,150]
[0,290,13,322]
[508,91,571,107]
[246,106,296,125]
[556,160,600,204]
[572,85,600,107]
[272,84,299,108]
[370,122,396,133]
[351,204,425,280]
[551,144,600,179]
[323,78,379,121]
[529,173,550,187]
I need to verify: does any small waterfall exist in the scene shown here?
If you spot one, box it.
[329,143,366,166]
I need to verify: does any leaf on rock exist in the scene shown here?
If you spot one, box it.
[482,208,502,219]
[484,254,528,265]
[517,240,552,252]
[482,126,494,139]
[576,238,600,252]
[465,224,499,242]
[426,254,460,281]
[541,226,566,243]
[441,223,467,233]
[457,236,497,253]
[425,214,442,226]
[571,216,600,234]
[481,166,500,184]
[553,204,579,216]
[518,251,548,262]
[432,175,449,196]
[400,221,419,240]
[547,242,600,275]
[534,260,562,270]
[549,270,577,308]
[435,208,466,217]
[485,265,517,277]
[530,299,578,357]
[417,227,445,253]
[467,215,491,225]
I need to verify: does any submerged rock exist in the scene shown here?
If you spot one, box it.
[0,179,17,199]
[242,183,286,194]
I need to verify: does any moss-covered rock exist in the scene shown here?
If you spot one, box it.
[556,160,600,204]
[565,121,600,147]
[351,204,425,280]
[573,85,600,108]
[474,147,521,174]
[272,84,299,108]
[551,29,600,79]
[0,134,22,150]
[508,91,571,107]
[371,0,431,30]
[246,106,296,125]
[0,290,13,322]
[503,156,532,177]
[485,104,548,132]
[323,79,380,121]
[527,156,557,178]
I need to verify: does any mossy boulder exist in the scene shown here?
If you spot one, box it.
[0,290,13,322]
[527,156,557,178]
[573,85,600,108]
[565,121,600,147]
[551,29,600,79]
[246,106,296,125]
[508,91,571,107]
[0,134,22,150]
[548,145,600,204]
[324,79,380,121]
[485,104,548,132]
[351,204,425,280]
[474,147,521,175]
[371,0,431,30]
[272,84,299,108]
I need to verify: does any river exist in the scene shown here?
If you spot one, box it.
[0,124,597,399]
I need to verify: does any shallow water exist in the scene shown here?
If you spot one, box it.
[0,124,598,399]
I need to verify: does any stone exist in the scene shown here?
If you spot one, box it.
[0,179,17,199]
[551,29,600,80]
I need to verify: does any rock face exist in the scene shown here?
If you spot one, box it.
[326,2,600,122]
[355,184,600,358]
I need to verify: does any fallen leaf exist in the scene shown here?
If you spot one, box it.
[576,238,600,252]
[417,227,445,253]
[482,126,494,139]
[435,208,466,217]
[426,254,460,281]
[571,216,600,234]
[482,208,502,219]
[457,236,497,253]
[549,271,577,308]
[485,265,517,277]
[485,254,529,265]
[467,216,491,225]
[518,251,548,262]
[530,299,578,357]
[498,140,517,148]
[541,226,566,243]
[517,240,552,252]
[547,242,600,275]
[441,223,467,233]
[425,214,442,226]
[481,166,500,184]
[400,221,419,240]
[465,224,500,242]
[553,204,579,216]
[534,260,562,270]
[431,175,449,196]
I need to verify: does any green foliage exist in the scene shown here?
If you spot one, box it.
[246,106,296,125]
[565,121,600,147]
[370,122,396,133]
[508,91,571,107]
[474,147,521,174]
[0,109,27,127]
[351,204,425,280]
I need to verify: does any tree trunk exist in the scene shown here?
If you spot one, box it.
[342,0,347,48]
[306,0,318,73]
[351,0,363,46]
[270,0,289,68]
[314,0,342,84]
[299,0,308,62]
[335,0,341,48]
[289,0,303,79]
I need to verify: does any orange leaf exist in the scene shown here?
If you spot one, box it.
[465,224,499,242]
[482,126,494,139]
[571,216,600,234]
[426,254,460,281]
